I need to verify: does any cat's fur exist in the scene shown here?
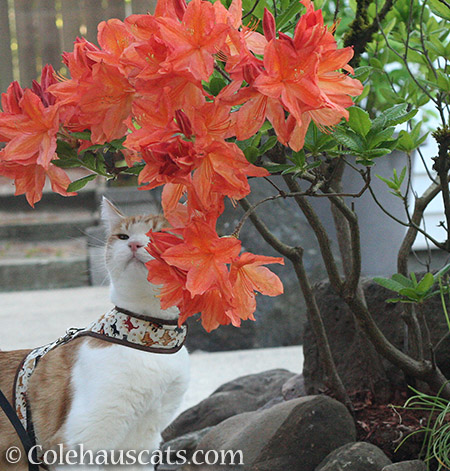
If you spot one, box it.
[0,198,189,470]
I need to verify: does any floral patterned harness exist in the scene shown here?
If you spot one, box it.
[14,306,187,435]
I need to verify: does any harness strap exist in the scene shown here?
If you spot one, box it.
[0,388,39,471]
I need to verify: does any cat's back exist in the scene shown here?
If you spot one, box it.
[0,349,31,471]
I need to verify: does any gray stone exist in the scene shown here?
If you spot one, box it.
[316,442,392,471]
[282,373,306,400]
[161,427,213,464]
[382,461,426,471]
[184,395,356,471]
[303,278,450,400]
[163,369,294,441]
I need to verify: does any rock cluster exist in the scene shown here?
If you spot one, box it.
[159,369,426,470]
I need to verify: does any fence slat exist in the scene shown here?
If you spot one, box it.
[82,0,105,44]
[106,0,126,19]
[132,0,157,14]
[14,0,38,87]
[0,1,14,94]
[61,0,82,53]
[1,0,164,92]
[37,0,61,71]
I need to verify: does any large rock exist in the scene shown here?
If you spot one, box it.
[382,461,426,471]
[161,427,213,466]
[315,442,392,471]
[184,395,356,471]
[303,279,450,399]
[282,373,306,400]
[163,369,295,441]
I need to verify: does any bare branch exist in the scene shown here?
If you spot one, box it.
[282,175,344,293]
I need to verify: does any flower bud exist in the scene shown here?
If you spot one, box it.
[174,0,187,21]
[175,109,193,138]
[263,8,276,42]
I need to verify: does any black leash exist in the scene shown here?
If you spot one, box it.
[0,388,39,471]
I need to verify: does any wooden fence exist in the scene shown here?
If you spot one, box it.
[0,0,157,94]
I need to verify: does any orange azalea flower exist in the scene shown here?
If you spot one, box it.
[192,139,268,207]
[0,160,74,207]
[88,19,137,72]
[214,0,267,59]
[60,62,134,145]
[182,289,235,332]
[229,253,284,322]
[162,218,241,297]
[157,0,229,82]
[50,39,135,145]
[146,231,187,310]
[185,101,234,143]
[154,0,187,21]
[0,87,59,169]
[254,39,322,123]
[138,137,196,190]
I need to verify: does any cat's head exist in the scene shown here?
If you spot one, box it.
[101,197,171,315]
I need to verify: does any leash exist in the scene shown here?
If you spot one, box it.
[0,388,39,471]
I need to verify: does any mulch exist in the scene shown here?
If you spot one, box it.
[352,389,439,468]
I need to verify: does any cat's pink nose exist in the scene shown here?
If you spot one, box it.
[128,241,143,253]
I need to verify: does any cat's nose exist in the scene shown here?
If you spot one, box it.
[128,241,144,253]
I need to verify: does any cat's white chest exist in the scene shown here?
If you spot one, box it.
[62,340,189,453]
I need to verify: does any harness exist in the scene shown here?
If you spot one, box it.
[1,306,187,471]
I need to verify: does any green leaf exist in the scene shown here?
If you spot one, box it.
[351,66,372,82]
[71,131,92,140]
[56,140,78,160]
[277,1,304,30]
[376,174,399,190]
[366,127,395,148]
[209,77,226,96]
[373,277,406,293]
[428,0,450,21]
[259,136,278,155]
[81,153,97,170]
[383,104,418,127]
[397,130,416,153]
[51,158,81,169]
[391,273,415,288]
[398,287,421,301]
[348,107,372,137]
[244,146,260,163]
[358,148,392,159]
[79,144,105,153]
[265,163,295,174]
[331,128,365,152]
[109,137,126,150]
[67,174,97,192]
[416,272,435,294]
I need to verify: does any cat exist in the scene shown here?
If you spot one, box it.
[0,197,190,471]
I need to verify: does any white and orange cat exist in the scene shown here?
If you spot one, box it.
[0,198,190,470]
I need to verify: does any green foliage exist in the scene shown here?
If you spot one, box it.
[401,386,450,471]
[377,167,406,198]
[53,131,129,180]
[374,264,450,304]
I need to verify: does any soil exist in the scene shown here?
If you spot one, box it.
[352,390,439,469]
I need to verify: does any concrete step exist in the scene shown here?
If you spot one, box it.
[0,214,98,241]
[0,239,91,291]
[0,257,89,291]
[0,186,161,291]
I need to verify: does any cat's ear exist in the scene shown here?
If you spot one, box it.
[101,197,124,232]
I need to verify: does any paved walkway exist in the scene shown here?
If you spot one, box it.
[0,286,303,411]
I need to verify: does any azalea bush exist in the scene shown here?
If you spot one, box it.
[0,0,361,334]
[1,0,450,410]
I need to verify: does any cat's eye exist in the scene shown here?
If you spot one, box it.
[116,234,129,240]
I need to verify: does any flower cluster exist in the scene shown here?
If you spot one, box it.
[0,0,362,330]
